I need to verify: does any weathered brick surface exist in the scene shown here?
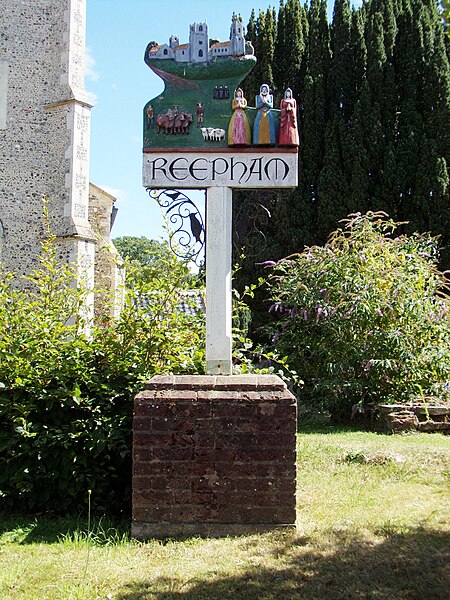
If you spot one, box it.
[132,374,297,539]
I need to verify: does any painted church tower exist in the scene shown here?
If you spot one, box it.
[0,0,95,312]
[189,22,209,63]
[230,13,245,56]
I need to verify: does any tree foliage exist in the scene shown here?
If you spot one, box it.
[0,221,204,515]
[266,212,450,419]
[237,0,450,343]
[113,236,168,266]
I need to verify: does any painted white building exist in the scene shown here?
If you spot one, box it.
[148,15,252,64]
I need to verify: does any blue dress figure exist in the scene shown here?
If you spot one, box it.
[253,84,277,145]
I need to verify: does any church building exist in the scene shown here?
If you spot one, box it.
[147,14,252,64]
[0,0,121,322]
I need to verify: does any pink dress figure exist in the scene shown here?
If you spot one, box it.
[279,88,299,147]
[228,88,251,146]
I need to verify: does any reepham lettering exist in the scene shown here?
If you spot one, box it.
[144,153,297,188]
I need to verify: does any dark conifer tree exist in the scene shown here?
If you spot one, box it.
[273,1,287,92]
[243,9,276,101]
[246,8,257,46]
[329,0,353,122]
[298,0,330,226]
[282,0,306,96]
[261,6,276,91]
[394,0,450,264]
[234,0,450,340]
[349,7,367,116]
[316,113,350,234]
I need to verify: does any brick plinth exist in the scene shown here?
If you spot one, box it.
[132,374,297,539]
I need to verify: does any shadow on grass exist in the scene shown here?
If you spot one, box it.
[297,418,367,435]
[116,526,449,600]
[0,514,130,544]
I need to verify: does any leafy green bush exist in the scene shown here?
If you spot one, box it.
[0,219,204,515]
[266,212,450,419]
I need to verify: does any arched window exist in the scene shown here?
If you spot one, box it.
[163,48,168,55]
[199,25,203,32]
[199,49,203,57]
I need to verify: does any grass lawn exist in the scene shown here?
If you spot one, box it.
[0,427,448,599]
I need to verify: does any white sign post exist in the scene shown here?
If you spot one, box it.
[144,149,298,375]
[205,186,233,374]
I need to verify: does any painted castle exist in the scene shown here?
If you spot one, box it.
[148,14,253,64]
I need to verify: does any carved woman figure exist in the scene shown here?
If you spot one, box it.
[279,88,299,147]
[253,83,277,145]
[228,88,251,146]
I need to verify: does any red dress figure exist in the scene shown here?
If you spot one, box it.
[279,88,299,147]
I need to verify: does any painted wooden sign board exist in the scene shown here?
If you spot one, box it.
[142,14,299,374]
[142,15,299,188]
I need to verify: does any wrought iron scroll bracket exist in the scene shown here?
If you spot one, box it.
[147,188,206,267]
[233,191,272,259]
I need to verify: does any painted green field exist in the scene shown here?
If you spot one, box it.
[142,57,259,148]
[1,428,448,599]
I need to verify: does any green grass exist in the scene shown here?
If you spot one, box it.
[1,428,448,599]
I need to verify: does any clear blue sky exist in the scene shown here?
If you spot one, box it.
[86,0,362,241]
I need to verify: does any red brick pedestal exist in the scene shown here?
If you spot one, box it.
[132,374,297,538]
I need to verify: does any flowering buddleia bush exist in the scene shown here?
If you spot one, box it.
[267,212,450,419]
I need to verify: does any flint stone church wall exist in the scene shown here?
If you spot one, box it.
[0,0,95,288]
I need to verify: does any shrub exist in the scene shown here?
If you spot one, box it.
[266,212,450,419]
[0,218,204,515]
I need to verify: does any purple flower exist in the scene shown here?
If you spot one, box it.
[302,310,308,321]
[256,260,277,268]
[364,359,375,372]
[269,304,285,314]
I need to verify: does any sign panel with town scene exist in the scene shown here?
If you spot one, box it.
[143,14,299,188]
